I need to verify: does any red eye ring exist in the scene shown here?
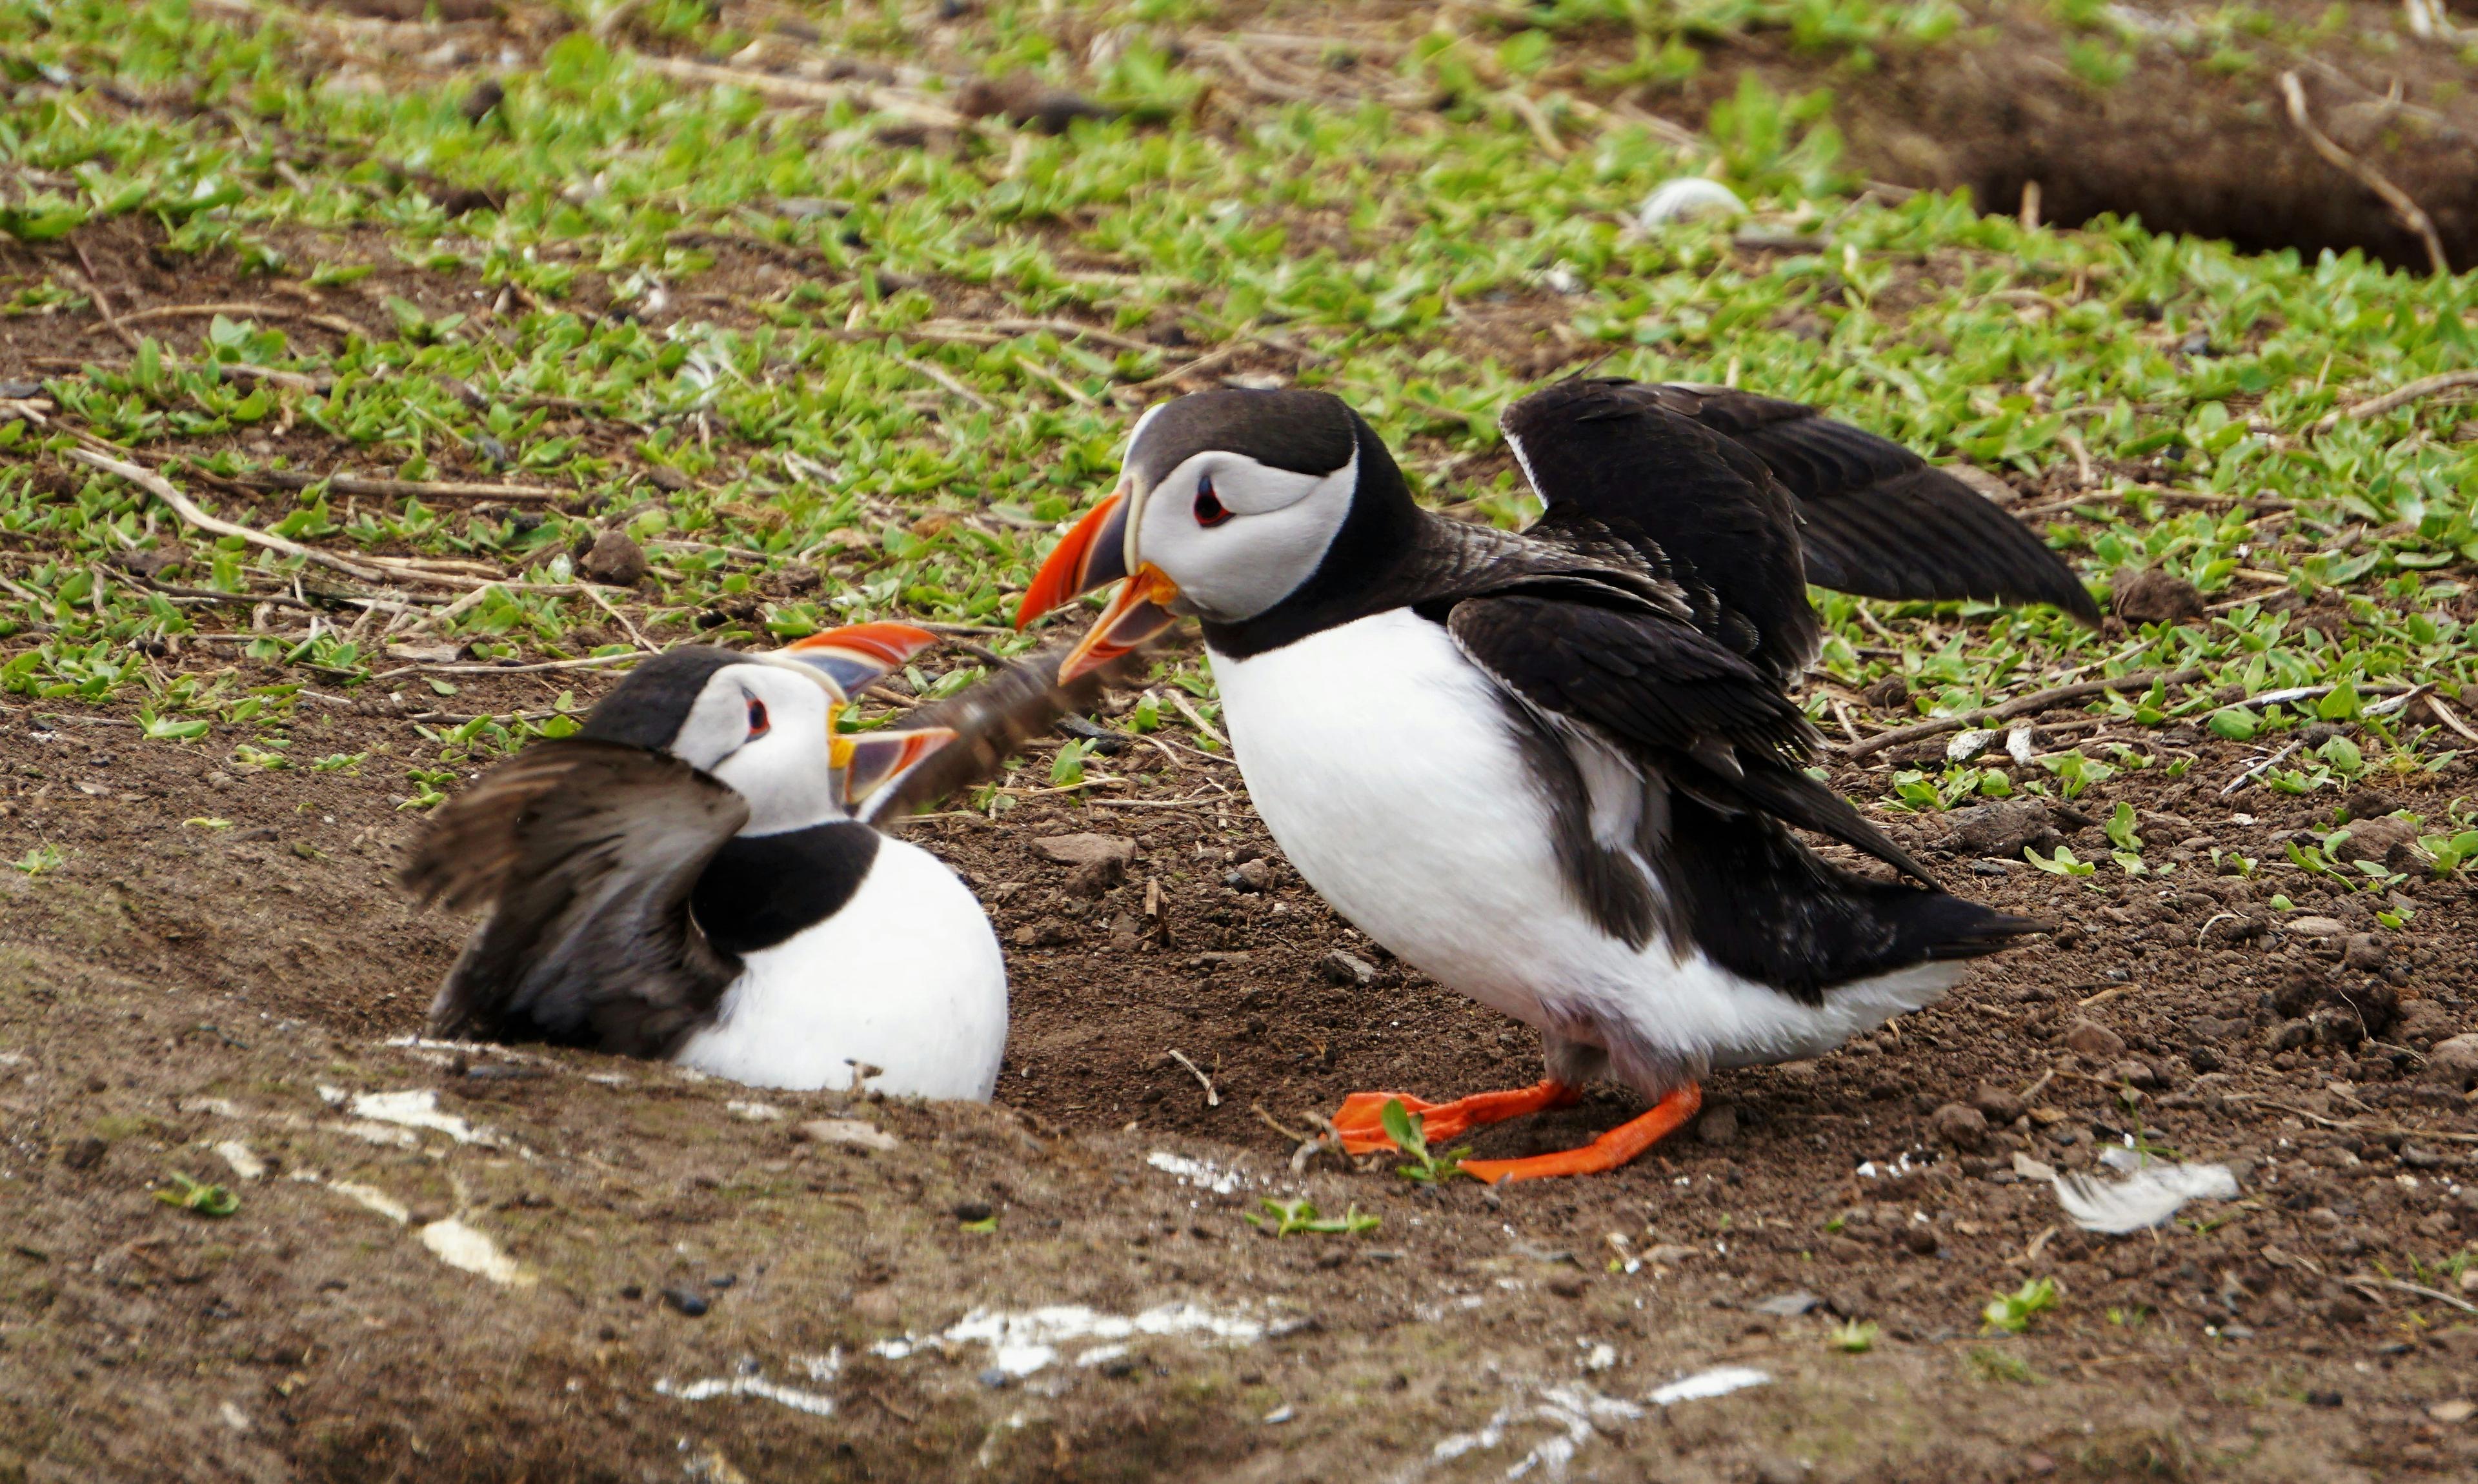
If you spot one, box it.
[1193,474,1230,528]
[745,696,771,739]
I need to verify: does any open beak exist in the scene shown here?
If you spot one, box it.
[1016,490,1181,683]
[832,722,958,810]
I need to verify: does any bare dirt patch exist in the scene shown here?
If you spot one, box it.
[5,648,2477,1481]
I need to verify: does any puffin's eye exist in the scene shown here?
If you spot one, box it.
[745,696,771,739]
[1193,474,1231,528]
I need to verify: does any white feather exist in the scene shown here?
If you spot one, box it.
[672,837,1007,1099]
[1211,610,1958,1092]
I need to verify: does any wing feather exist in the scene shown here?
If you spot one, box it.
[405,739,748,1057]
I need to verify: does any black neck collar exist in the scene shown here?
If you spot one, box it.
[690,820,880,956]
[1200,413,1431,659]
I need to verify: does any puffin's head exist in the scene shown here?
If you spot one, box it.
[578,624,954,832]
[1014,388,1372,677]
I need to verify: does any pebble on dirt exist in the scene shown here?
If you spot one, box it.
[1694,1103,1738,1147]
[578,530,650,586]
[2423,1032,2478,1088]
[2061,1019,2127,1060]
[952,1199,995,1223]
[1317,950,1376,987]
[2111,568,2206,626]
[1939,799,2064,858]
[660,1285,710,1318]
[1928,1102,1989,1150]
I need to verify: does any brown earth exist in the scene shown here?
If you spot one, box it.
[4,640,2477,1483]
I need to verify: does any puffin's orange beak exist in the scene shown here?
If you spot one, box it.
[1016,490,1181,683]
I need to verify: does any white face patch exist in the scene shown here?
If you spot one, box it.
[672,663,845,835]
[1127,447,1356,623]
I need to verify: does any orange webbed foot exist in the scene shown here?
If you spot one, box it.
[1329,1080,1580,1156]
[1459,1083,1702,1184]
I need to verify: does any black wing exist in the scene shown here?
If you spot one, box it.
[1502,379,1818,688]
[866,640,1129,823]
[1447,589,1931,883]
[405,738,748,1057]
[1633,381,2102,625]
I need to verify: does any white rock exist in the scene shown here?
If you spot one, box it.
[1948,728,1999,763]
[1638,177,1746,228]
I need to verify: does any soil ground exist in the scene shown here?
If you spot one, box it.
[5,1,2478,1480]
[4,645,2477,1483]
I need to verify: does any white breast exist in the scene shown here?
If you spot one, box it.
[1209,610,1958,1092]
[672,836,1008,1099]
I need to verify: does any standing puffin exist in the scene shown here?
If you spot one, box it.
[1017,381,2091,1181]
[405,623,1008,1099]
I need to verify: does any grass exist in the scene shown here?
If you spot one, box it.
[0,0,2474,820]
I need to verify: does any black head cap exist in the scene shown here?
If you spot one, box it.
[576,648,743,752]
[1126,388,1358,493]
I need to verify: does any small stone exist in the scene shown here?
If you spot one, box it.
[660,1286,710,1318]
[1316,950,1377,988]
[645,466,691,492]
[2423,1034,2478,1088]
[2306,1389,2344,1408]
[799,1118,899,1152]
[2328,816,2418,868]
[2341,934,2387,972]
[1065,857,1125,897]
[952,1199,994,1223]
[1863,676,1909,711]
[979,1367,1013,1389]
[620,1284,643,1301]
[2109,1058,2161,1090]
[2112,568,2205,626]
[1032,832,1136,868]
[2401,1143,2445,1169]
[1011,917,1074,948]
[1098,1354,1138,1379]
[1752,1457,1809,1484]
[2262,1020,2315,1054]
[2285,916,2346,938]
[2062,1019,2128,1060]
[1225,859,1271,893]
[1901,1224,1941,1256]
[2426,1399,2475,1425]
[60,1136,106,1170]
[1940,800,2062,859]
[578,530,649,586]
[1545,1274,1588,1299]
[1929,1103,1989,1150]
[1971,1083,2026,1123]
[1750,1290,1819,1318]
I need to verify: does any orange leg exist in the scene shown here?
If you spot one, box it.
[1329,1079,1581,1156]
[1460,1083,1703,1185]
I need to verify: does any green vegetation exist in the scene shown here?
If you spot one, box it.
[0,0,2472,826]
[154,1169,240,1217]
[1378,1098,1472,1185]
[1244,1196,1381,1236]
[1982,1276,2062,1334]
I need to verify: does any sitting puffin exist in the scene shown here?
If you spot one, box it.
[405,623,1007,1099]
[1018,381,2088,1181]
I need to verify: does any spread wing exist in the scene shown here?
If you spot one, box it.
[1502,379,1817,687]
[1446,586,1931,883]
[404,738,749,1057]
[865,641,1147,822]
[1625,381,2100,624]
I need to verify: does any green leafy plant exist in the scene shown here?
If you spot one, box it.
[1827,1318,1879,1353]
[155,1170,239,1218]
[10,843,64,877]
[1245,1197,1381,1237]
[2025,845,2097,879]
[1379,1098,1471,1185]
[1982,1277,2061,1335]
[1968,1347,2039,1384]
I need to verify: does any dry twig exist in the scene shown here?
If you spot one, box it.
[1842,668,2204,759]
[2279,71,2449,277]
